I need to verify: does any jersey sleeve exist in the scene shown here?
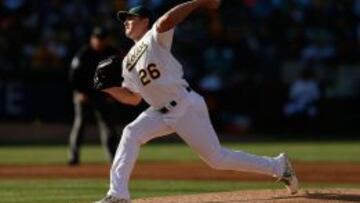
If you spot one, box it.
[68,52,86,91]
[122,71,139,93]
[70,56,80,69]
[151,22,175,51]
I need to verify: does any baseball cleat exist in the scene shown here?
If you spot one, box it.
[94,195,131,203]
[277,153,299,195]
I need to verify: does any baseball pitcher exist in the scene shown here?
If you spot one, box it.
[94,0,298,202]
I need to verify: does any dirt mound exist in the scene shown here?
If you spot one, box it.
[133,189,360,203]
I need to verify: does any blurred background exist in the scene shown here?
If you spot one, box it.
[0,0,359,144]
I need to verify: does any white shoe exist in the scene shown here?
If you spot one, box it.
[94,195,131,203]
[277,153,299,194]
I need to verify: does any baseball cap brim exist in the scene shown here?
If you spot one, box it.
[116,11,138,22]
[116,6,153,23]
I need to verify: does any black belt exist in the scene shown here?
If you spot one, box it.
[159,87,192,114]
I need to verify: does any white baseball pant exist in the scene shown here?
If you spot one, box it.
[108,91,283,199]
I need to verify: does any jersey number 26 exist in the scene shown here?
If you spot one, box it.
[139,63,161,86]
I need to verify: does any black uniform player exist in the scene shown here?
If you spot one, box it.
[68,26,122,166]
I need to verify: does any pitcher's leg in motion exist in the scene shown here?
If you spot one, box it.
[107,109,174,199]
[174,93,298,194]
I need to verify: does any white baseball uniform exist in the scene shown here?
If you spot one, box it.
[107,23,284,199]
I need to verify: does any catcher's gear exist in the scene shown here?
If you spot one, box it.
[93,55,123,90]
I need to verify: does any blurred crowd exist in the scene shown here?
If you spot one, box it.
[1,0,359,133]
[1,1,359,71]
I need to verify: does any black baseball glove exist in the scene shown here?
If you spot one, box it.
[93,55,123,90]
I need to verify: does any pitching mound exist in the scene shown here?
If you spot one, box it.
[133,189,360,203]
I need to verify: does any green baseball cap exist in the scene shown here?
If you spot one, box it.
[117,5,153,23]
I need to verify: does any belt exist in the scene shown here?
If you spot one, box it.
[159,87,192,114]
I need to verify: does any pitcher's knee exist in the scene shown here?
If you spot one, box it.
[121,124,143,145]
[202,150,228,170]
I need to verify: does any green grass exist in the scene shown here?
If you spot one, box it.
[140,142,360,162]
[0,142,360,202]
[1,179,360,203]
[0,141,360,164]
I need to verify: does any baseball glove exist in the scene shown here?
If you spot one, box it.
[93,55,123,90]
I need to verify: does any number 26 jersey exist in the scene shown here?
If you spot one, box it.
[122,23,189,109]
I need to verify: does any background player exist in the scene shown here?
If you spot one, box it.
[94,0,298,202]
[68,26,121,166]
